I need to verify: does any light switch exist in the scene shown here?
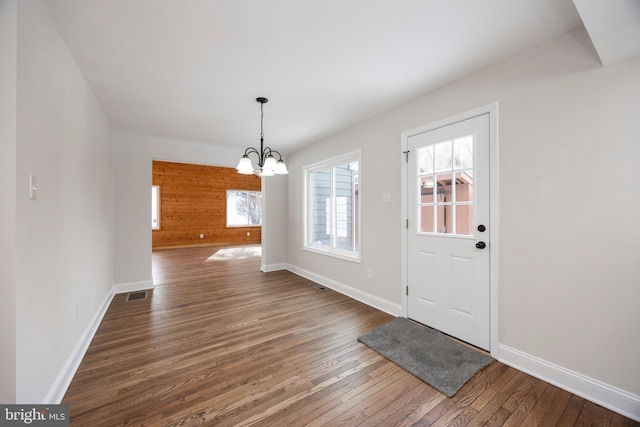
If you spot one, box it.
[29,175,37,200]
[382,192,391,203]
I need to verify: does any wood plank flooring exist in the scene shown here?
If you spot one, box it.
[63,245,638,426]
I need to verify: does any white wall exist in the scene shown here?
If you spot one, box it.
[262,174,288,272]
[113,133,289,287]
[286,27,640,416]
[0,0,18,404]
[14,0,114,403]
[286,122,403,315]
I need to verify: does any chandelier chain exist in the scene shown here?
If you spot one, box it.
[260,102,264,140]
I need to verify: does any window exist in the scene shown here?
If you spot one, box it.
[305,151,360,261]
[227,190,262,227]
[151,185,160,230]
[417,136,473,236]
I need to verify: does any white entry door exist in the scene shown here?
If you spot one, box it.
[407,114,490,350]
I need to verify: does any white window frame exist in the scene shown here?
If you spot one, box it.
[152,185,160,230]
[226,190,263,227]
[303,150,361,262]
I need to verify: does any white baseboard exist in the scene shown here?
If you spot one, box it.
[261,262,287,272]
[112,279,154,294]
[286,264,402,317]
[44,279,153,403]
[44,289,114,404]
[498,344,640,422]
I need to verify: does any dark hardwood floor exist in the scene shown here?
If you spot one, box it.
[63,245,638,426]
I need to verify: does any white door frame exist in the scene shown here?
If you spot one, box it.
[400,103,499,357]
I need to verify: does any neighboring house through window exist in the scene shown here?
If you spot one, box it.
[304,150,360,261]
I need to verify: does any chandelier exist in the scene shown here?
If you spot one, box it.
[236,97,289,177]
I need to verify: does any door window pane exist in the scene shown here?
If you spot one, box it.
[418,145,434,174]
[420,176,435,203]
[435,174,451,203]
[435,140,452,173]
[436,205,454,234]
[455,204,473,236]
[417,137,474,236]
[453,136,473,170]
[419,205,434,233]
[454,171,473,202]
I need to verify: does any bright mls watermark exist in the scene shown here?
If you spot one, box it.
[1,405,68,426]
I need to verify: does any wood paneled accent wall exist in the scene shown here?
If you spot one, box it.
[152,161,261,249]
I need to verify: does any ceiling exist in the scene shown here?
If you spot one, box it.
[39,1,630,154]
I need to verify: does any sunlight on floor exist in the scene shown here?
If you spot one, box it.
[206,246,262,261]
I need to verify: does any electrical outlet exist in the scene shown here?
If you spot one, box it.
[367,269,373,280]
[200,234,204,239]
[246,231,250,236]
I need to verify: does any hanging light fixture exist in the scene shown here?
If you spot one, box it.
[236,97,289,177]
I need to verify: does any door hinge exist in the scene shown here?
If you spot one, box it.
[403,150,410,162]
[406,286,409,296]
[406,219,409,229]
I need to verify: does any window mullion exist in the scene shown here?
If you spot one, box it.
[241,191,246,226]
[330,166,336,250]
[352,174,356,251]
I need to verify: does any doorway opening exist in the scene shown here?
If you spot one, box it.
[151,160,262,250]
